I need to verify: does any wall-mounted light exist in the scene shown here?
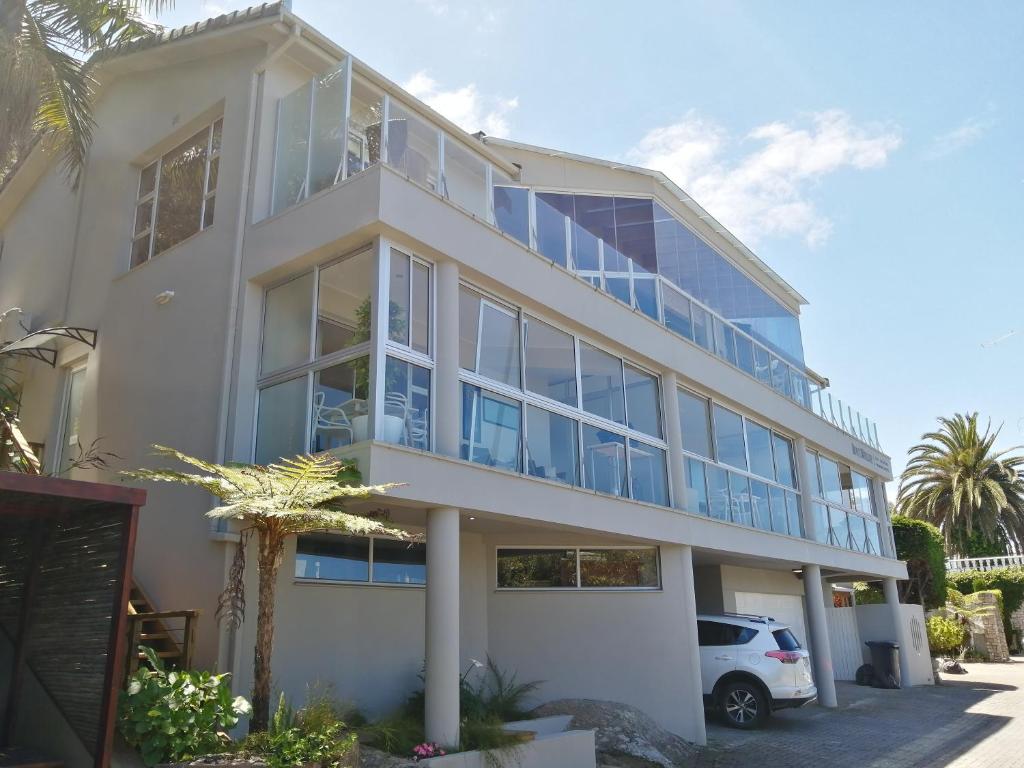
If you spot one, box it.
[792,568,804,580]
[155,290,175,305]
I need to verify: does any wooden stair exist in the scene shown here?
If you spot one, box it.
[124,583,198,681]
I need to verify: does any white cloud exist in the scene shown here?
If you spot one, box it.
[925,115,992,159]
[626,109,901,248]
[402,71,518,138]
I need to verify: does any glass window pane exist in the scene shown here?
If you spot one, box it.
[806,450,823,496]
[852,472,875,516]
[347,77,383,175]
[58,368,86,474]
[753,345,772,386]
[848,514,867,552]
[706,464,730,521]
[662,284,692,339]
[691,304,711,350]
[770,356,793,398]
[713,318,738,366]
[318,249,374,356]
[443,137,487,219]
[839,463,855,508]
[769,485,789,534]
[735,334,755,376]
[387,101,439,191]
[624,364,662,438]
[134,201,153,236]
[153,128,208,254]
[684,458,709,515]
[388,250,411,346]
[580,343,625,424]
[130,234,151,268]
[750,480,772,531]
[523,317,576,406]
[493,185,530,246]
[786,491,803,538]
[633,276,659,321]
[811,502,829,544]
[729,472,752,526]
[829,506,850,548]
[525,405,579,486]
[818,456,844,505]
[262,272,313,373]
[308,65,347,196]
[629,440,668,506]
[678,390,712,458]
[272,81,312,215]
[461,384,520,470]
[866,520,882,555]
[139,162,157,196]
[459,286,480,371]
[477,302,520,387]
[295,533,369,582]
[256,377,307,464]
[372,539,426,584]
[791,371,810,408]
[497,549,577,588]
[385,357,431,449]
[713,405,746,470]
[772,434,796,487]
[744,420,774,480]
[582,425,627,496]
[579,549,659,588]
[311,357,369,451]
[536,193,572,268]
[411,260,430,354]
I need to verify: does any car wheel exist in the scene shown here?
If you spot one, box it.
[720,681,769,729]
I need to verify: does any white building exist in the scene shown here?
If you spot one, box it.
[0,2,924,750]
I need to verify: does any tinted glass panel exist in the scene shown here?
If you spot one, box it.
[772,434,796,487]
[459,286,480,371]
[443,137,487,218]
[624,364,662,438]
[735,334,755,376]
[493,185,530,246]
[662,284,692,339]
[312,357,369,451]
[729,472,753,526]
[497,549,576,588]
[536,192,572,268]
[388,250,412,346]
[707,464,730,521]
[153,128,207,254]
[684,458,709,516]
[525,406,579,486]
[411,260,430,354]
[461,384,520,470]
[272,82,311,215]
[866,520,882,555]
[387,101,439,191]
[786,491,803,537]
[713,405,747,470]
[691,305,711,350]
[295,534,369,582]
[523,317,576,406]
[745,420,775,480]
[579,549,658,588]
[384,357,431,449]
[678,390,712,458]
[753,345,772,386]
[629,440,669,506]
[750,480,772,531]
[347,77,382,175]
[256,377,307,464]
[579,343,625,424]
[818,456,843,505]
[773,628,802,651]
[829,506,850,547]
[811,502,830,544]
[372,539,426,584]
[478,303,520,386]
[262,272,313,373]
[769,484,789,534]
[318,250,374,356]
[308,67,347,196]
[582,425,627,496]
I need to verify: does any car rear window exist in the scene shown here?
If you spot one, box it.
[698,620,759,646]
[773,628,801,650]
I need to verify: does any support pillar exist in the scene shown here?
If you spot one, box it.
[434,261,460,458]
[425,507,460,746]
[883,576,913,686]
[662,372,686,511]
[803,563,838,707]
[679,545,707,745]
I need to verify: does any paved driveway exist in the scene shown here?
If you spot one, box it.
[695,658,1024,768]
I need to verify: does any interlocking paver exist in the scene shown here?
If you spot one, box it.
[694,658,1024,768]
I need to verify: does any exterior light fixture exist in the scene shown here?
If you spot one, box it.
[155,290,175,305]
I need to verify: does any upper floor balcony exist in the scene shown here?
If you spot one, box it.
[259,57,884,453]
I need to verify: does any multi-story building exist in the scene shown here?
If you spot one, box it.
[0,2,920,749]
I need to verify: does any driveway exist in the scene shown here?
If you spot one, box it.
[695,658,1024,768]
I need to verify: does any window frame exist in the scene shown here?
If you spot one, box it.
[494,545,661,591]
[130,119,222,269]
[805,448,883,555]
[294,531,426,587]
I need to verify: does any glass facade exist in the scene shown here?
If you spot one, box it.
[497,547,660,589]
[806,449,883,555]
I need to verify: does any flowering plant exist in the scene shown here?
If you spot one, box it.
[412,742,446,761]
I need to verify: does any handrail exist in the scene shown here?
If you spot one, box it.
[945,555,1024,573]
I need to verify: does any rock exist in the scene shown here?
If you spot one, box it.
[158,756,268,768]
[359,746,416,768]
[532,699,699,768]
[940,659,968,675]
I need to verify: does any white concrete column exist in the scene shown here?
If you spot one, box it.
[434,261,460,458]
[793,438,819,541]
[803,563,838,707]
[425,507,461,746]
[679,545,707,745]
[661,372,686,511]
[883,576,913,687]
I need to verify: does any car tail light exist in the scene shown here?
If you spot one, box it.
[765,650,802,664]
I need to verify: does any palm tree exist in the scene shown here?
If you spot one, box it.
[0,1,171,183]
[127,446,409,733]
[897,413,1024,556]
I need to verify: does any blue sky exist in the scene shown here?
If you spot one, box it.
[156,1,1024,493]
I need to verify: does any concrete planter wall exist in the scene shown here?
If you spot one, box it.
[419,720,595,768]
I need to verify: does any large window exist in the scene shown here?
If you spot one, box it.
[56,366,86,474]
[295,533,426,585]
[496,547,660,589]
[806,450,882,555]
[388,249,431,354]
[712,405,747,470]
[458,284,670,505]
[132,120,221,267]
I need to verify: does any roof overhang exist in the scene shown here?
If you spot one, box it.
[0,327,98,367]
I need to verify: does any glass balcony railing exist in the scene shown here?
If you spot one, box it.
[266,61,883,452]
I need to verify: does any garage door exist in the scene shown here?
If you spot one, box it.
[734,592,808,648]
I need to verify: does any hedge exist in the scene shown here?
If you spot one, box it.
[947,568,1024,648]
[891,515,947,610]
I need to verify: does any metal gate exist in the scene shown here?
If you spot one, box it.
[827,606,863,680]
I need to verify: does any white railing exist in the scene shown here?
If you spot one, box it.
[946,555,1024,573]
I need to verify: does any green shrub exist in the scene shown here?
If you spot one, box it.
[948,567,1024,649]
[926,615,968,656]
[892,515,947,609]
[853,582,884,604]
[119,647,251,766]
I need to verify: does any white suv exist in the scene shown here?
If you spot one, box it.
[697,613,817,729]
